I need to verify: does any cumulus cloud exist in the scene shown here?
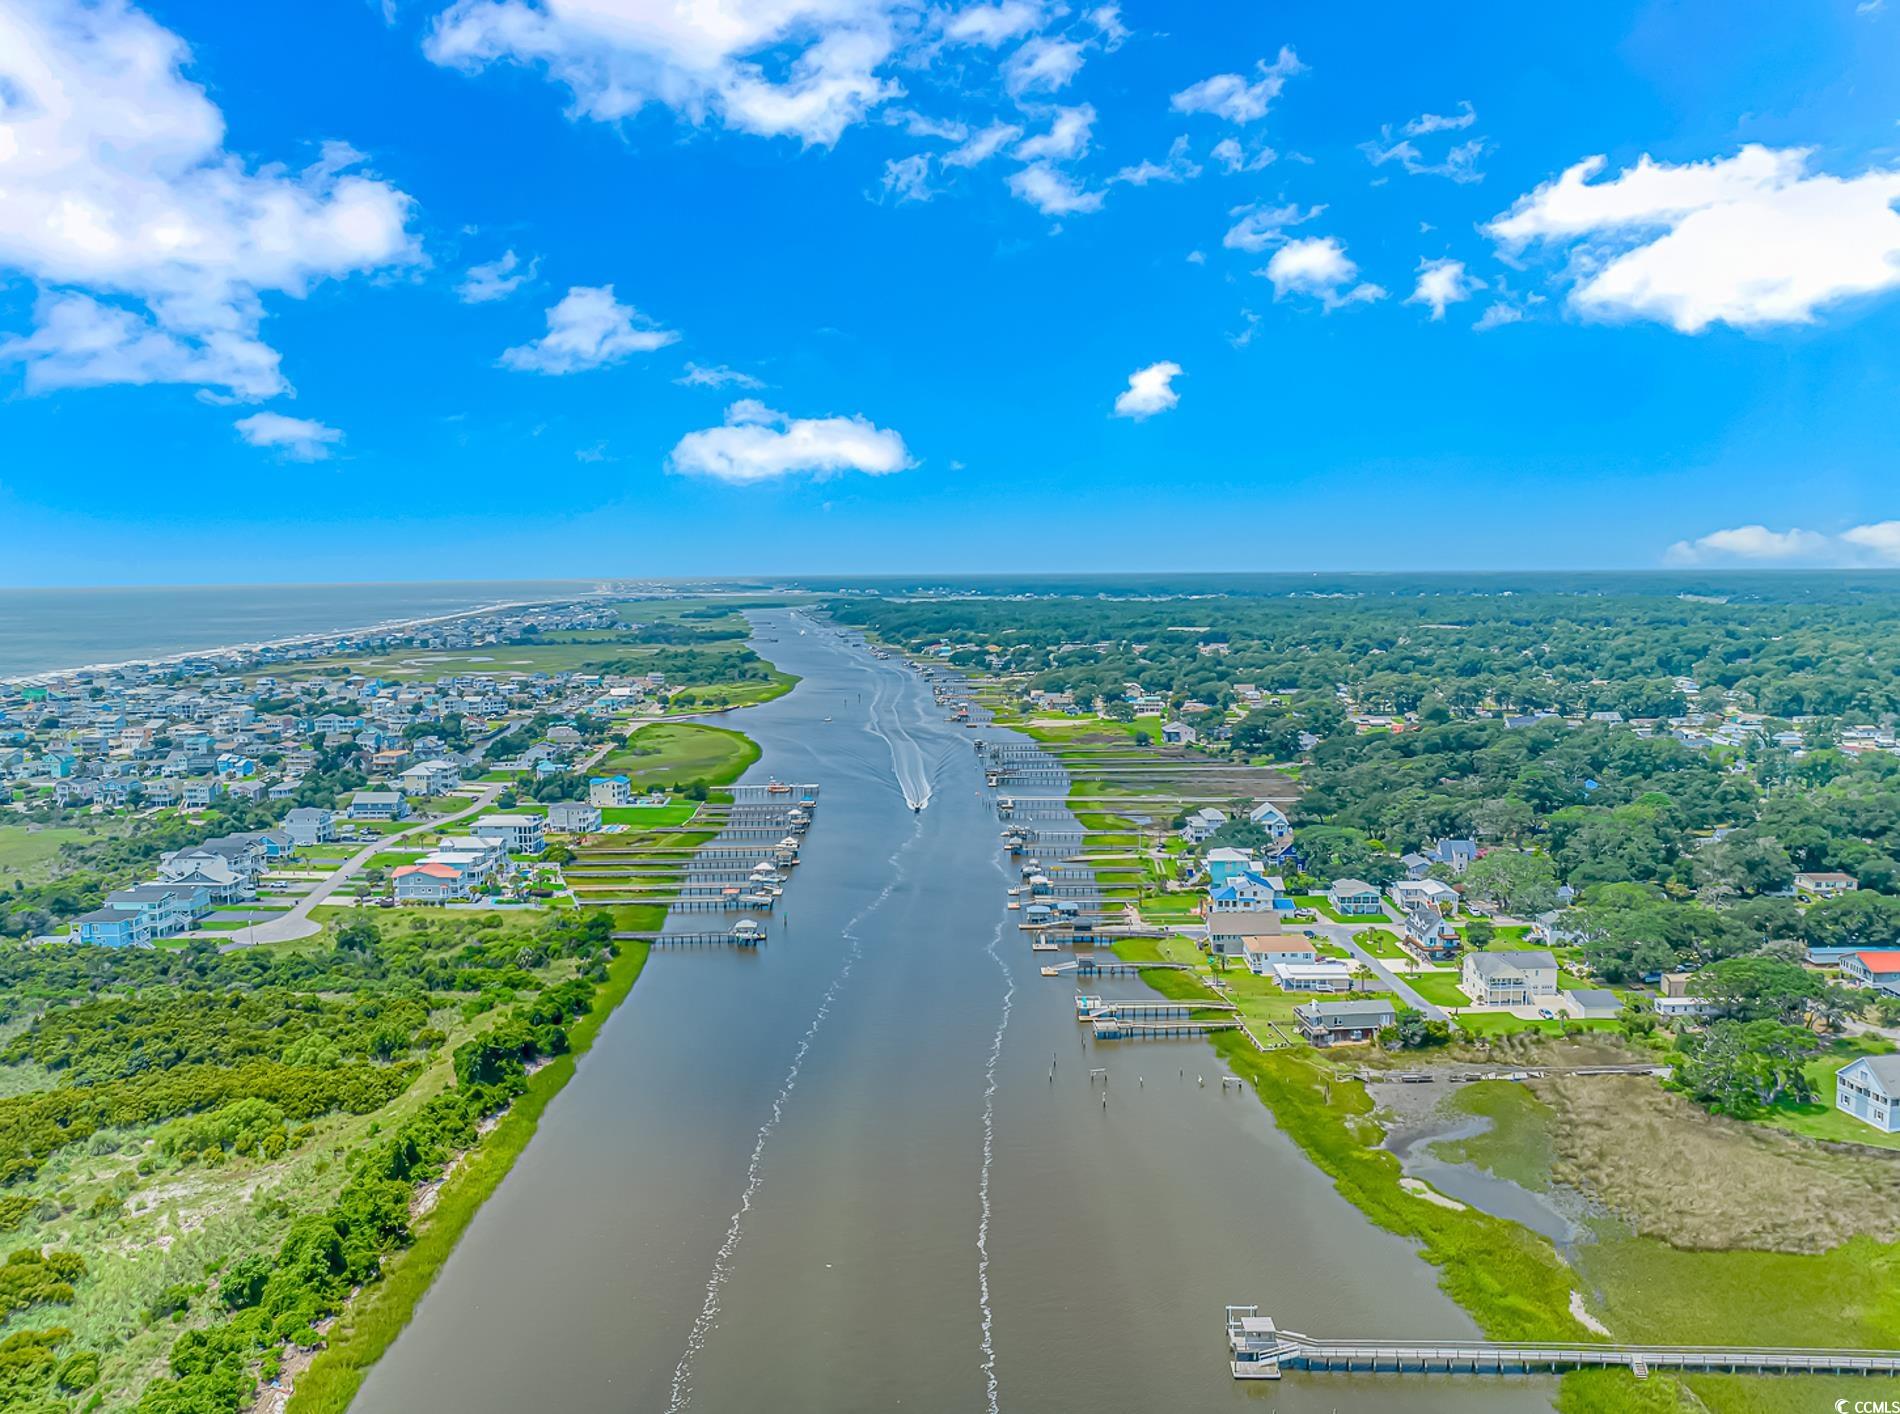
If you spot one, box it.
[1473,302,1525,332]
[1407,258,1483,319]
[942,0,1047,46]
[1842,522,1900,559]
[1261,236,1385,309]
[676,361,764,389]
[500,285,678,374]
[1112,360,1181,419]
[1013,104,1094,163]
[1007,162,1103,215]
[1487,145,1900,332]
[234,411,344,461]
[425,0,909,147]
[1003,33,1085,96]
[1664,525,1834,565]
[1170,48,1304,124]
[457,249,535,303]
[668,400,913,483]
[1361,102,1485,182]
[1404,101,1477,137]
[942,120,1023,168]
[0,0,419,401]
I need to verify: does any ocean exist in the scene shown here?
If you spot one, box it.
[0,581,597,679]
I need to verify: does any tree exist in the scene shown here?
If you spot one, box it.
[1381,1009,1452,1050]
[1464,918,1495,949]
[1690,955,1832,1022]
[1672,1019,1819,1115]
[1459,850,1559,918]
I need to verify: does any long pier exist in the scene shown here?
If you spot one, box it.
[1224,1309,1900,1381]
[1039,957,1190,977]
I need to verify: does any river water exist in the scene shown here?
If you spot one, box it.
[352,610,1550,1413]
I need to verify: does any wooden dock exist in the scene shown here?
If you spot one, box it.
[1224,1308,1900,1381]
[1092,1016,1241,1040]
[1039,958,1190,978]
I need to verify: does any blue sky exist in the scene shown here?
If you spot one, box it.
[1,0,1898,584]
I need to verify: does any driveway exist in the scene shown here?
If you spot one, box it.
[1312,921,1450,1021]
[210,782,505,948]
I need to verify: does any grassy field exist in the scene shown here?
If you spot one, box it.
[1405,969,1470,1007]
[1761,1035,1900,1150]
[599,802,697,827]
[0,822,110,879]
[597,722,761,789]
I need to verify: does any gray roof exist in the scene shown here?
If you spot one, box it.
[1468,950,1559,978]
[1850,1055,1900,1093]
[1566,988,1622,1011]
[1297,998,1397,1023]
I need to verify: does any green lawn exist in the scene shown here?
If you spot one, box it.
[1760,1036,1900,1150]
[599,803,696,827]
[0,823,106,879]
[597,722,761,789]
[1292,894,1390,925]
[1357,928,1408,960]
[1405,969,1472,1007]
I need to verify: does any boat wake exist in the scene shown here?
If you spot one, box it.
[974,866,1016,1414]
[863,657,935,811]
[664,820,923,1414]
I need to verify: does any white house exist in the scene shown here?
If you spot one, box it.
[1836,1055,1900,1134]
[348,790,409,822]
[1181,807,1228,844]
[1208,914,1297,964]
[1270,960,1355,992]
[284,807,334,846]
[547,802,602,833]
[399,759,462,795]
[589,775,632,807]
[472,813,545,855]
[1206,871,1285,913]
[1460,950,1559,1006]
[1390,878,1459,916]
[1326,879,1383,916]
[1161,720,1198,745]
[1247,800,1292,848]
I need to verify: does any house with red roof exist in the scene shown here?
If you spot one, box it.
[1842,951,1900,997]
[393,860,474,904]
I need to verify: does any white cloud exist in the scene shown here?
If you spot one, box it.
[1222,201,1320,253]
[1013,104,1094,162]
[880,153,934,202]
[457,248,534,303]
[884,108,967,141]
[1407,258,1483,320]
[1086,4,1128,47]
[1362,133,1487,183]
[676,361,764,388]
[1007,162,1103,215]
[1003,33,1084,96]
[1473,302,1524,331]
[1840,522,1900,560]
[1487,145,1900,332]
[1112,360,1181,419]
[1170,48,1303,124]
[669,400,913,483]
[0,0,419,401]
[500,285,678,374]
[1404,101,1476,137]
[234,411,344,461]
[1262,236,1385,309]
[1228,307,1260,348]
[1664,525,1832,564]
[942,1,1046,46]
[1112,135,1200,186]
[1211,137,1276,174]
[943,120,1024,168]
[425,0,907,147]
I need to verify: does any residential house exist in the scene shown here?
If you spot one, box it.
[1842,951,1900,997]
[1271,960,1356,992]
[1205,847,1259,889]
[1326,878,1383,916]
[1794,871,1858,898]
[393,860,476,904]
[1655,995,1717,1021]
[399,759,463,796]
[547,802,602,833]
[1161,720,1198,746]
[589,775,632,807]
[1206,871,1290,913]
[1460,950,1560,1006]
[284,807,335,846]
[472,813,545,855]
[72,907,153,947]
[1295,997,1397,1046]
[1246,800,1293,849]
[1836,1055,1900,1134]
[1181,807,1228,845]
[348,790,410,822]
[1557,988,1624,1021]
[1430,838,1479,873]
[1389,878,1459,916]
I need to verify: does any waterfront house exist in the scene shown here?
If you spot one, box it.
[1270,960,1356,992]
[73,907,152,947]
[1206,871,1289,913]
[1161,720,1198,746]
[1460,950,1560,1006]
[393,860,475,903]
[1205,847,1259,889]
[1400,903,1461,962]
[1295,997,1396,1046]
[1209,917,1315,973]
[589,774,633,807]
[1836,1055,1900,1134]
[1842,951,1900,997]
[472,813,545,855]
[547,801,602,833]
[1181,807,1228,844]
[1794,871,1858,898]
[1326,878,1382,916]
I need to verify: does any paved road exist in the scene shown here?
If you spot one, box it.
[208,782,504,948]
[1312,921,1451,1021]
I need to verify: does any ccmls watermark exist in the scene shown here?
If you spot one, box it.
[1837,1400,1900,1413]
